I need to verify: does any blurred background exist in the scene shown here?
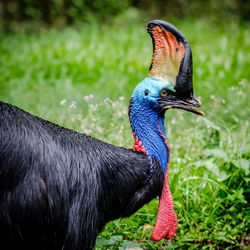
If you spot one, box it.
[0,0,250,30]
[0,1,249,249]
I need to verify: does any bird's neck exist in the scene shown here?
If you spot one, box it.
[129,101,170,173]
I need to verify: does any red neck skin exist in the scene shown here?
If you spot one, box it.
[131,130,146,154]
[151,168,178,240]
[151,121,177,241]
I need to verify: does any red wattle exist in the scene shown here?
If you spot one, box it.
[151,169,177,241]
[131,131,147,154]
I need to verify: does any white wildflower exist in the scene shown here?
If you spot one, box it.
[69,101,77,109]
[171,117,176,124]
[60,99,66,105]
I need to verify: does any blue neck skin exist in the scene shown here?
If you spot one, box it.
[130,103,169,174]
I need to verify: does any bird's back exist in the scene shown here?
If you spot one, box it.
[0,101,163,250]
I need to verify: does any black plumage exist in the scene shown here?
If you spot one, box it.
[0,100,164,250]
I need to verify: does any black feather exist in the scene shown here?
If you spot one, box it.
[0,100,164,250]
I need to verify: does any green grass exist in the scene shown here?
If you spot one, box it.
[0,19,249,249]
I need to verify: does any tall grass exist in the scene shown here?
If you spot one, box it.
[0,19,249,249]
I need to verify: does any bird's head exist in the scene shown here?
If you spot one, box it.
[131,76,203,116]
[131,20,204,119]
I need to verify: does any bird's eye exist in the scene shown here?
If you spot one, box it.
[160,89,168,97]
[144,90,149,96]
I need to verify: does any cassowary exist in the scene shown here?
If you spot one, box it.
[0,20,204,250]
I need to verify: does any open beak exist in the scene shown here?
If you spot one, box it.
[159,94,205,116]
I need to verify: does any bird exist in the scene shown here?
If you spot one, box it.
[0,20,203,250]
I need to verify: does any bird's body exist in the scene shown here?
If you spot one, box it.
[0,20,203,249]
[0,100,164,249]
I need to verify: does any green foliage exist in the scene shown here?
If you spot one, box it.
[133,0,250,22]
[1,0,249,32]
[0,0,130,30]
[0,19,249,248]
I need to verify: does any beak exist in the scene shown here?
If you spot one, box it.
[158,94,205,116]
